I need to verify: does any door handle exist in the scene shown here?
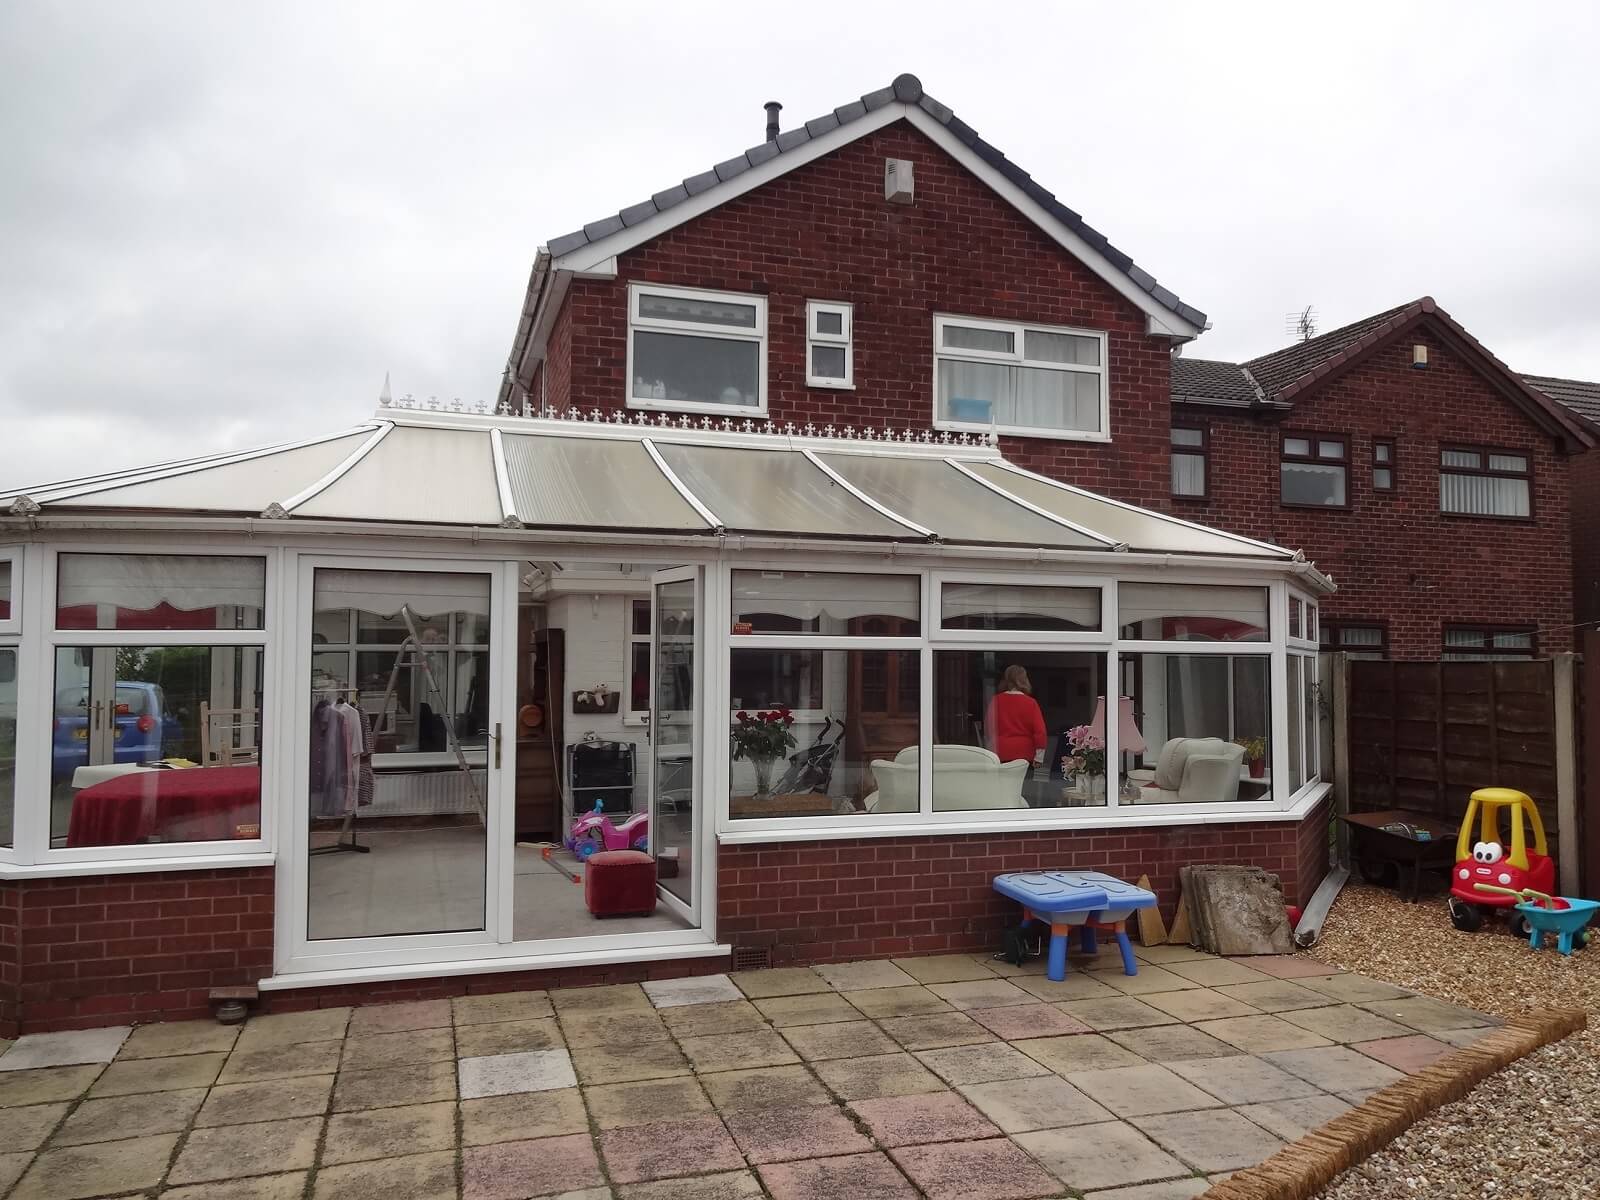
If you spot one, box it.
[492,722,502,769]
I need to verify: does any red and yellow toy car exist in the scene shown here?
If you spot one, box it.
[1448,787,1556,936]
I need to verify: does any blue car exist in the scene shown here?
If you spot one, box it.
[52,682,178,782]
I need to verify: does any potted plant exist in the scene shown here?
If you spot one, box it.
[1235,735,1267,778]
[731,707,797,801]
[1061,724,1107,800]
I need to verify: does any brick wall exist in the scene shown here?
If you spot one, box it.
[553,119,1177,510]
[718,801,1330,965]
[0,868,274,1037]
[1570,447,1600,630]
[1176,328,1575,658]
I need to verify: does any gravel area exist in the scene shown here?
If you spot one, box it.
[1307,883,1600,1200]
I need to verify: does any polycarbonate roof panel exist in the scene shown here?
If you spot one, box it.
[966,462,1287,558]
[653,443,910,538]
[502,434,709,531]
[29,433,373,513]
[817,453,1103,548]
[295,425,503,524]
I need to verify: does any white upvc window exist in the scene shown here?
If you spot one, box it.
[627,283,767,417]
[932,314,1108,440]
[806,301,853,388]
[625,597,652,724]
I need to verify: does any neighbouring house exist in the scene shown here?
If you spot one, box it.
[0,75,1337,1037]
[1522,374,1600,632]
[1170,298,1596,661]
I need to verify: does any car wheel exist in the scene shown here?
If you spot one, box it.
[1448,898,1483,932]
[1505,912,1533,940]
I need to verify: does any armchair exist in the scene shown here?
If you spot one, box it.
[1140,737,1244,805]
[865,745,1028,812]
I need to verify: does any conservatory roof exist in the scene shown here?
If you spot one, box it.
[1,403,1308,566]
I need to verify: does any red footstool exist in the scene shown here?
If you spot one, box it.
[585,850,657,917]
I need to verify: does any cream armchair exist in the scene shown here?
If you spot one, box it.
[865,745,1028,812]
[1140,737,1245,805]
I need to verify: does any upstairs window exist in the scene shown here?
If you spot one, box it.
[628,284,766,415]
[1440,447,1530,518]
[1443,626,1536,660]
[1171,424,1207,497]
[1280,433,1347,508]
[1321,621,1388,660]
[806,301,853,388]
[1373,439,1395,491]
[933,315,1107,438]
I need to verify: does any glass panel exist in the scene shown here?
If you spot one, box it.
[632,331,759,408]
[933,649,1103,810]
[307,568,490,940]
[51,645,265,847]
[733,571,920,635]
[1283,437,1311,457]
[56,554,266,631]
[810,344,847,380]
[1303,655,1317,781]
[653,577,696,905]
[1440,474,1530,517]
[1024,329,1100,366]
[814,309,844,336]
[937,360,1100,432]
[1489,454,1528,473]
[638,292,756,328]
[1288,656,1304,791]
[0,560,11,621]
[940,583,1099,632]
[1281,461,1347,506]
[1374,467,1393,489]
[1307,606,1318,639]
[1317,440,1345,460]
[1171,427,1204,448]
[632,599,652,637]
[1172,452,1205,496]
[1289,600,1301,639]
[1442,449,1481,469]
[501,434,711,532]
[0,648,14,847]
[1341,626,1383,647]
[1118,583,1268,642]
[1120,652,1270,803]
[1374,443,1392,463]
[728,649,918,819]
[630,639,651,714]
[942,324,1014,354]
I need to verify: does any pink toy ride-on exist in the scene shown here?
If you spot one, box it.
[566,802,649,860]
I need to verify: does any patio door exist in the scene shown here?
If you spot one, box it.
[649,567,702,919]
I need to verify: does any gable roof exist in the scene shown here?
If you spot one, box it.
[501,74,1207,405]
[1169,297,1596,450]
[1524,374,1600,426]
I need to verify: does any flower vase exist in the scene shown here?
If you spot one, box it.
[751,757,777,801]
[1090,774,1106,801]
[1248,758,1265,779]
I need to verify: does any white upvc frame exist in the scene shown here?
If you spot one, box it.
[626,282,768,418]
[805,300,854,389]
[0,545,20,636]
[931,313,1111,443]
[930,570,1110,646]
[0,545,26,860]
[623,596,653,726]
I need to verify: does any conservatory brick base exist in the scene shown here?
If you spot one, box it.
[718,798,1333,966]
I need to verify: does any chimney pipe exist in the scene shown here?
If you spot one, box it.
[764,101,782,143]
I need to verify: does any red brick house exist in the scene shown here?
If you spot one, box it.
[1523,375,1600,632]
[1170,300,1596,661]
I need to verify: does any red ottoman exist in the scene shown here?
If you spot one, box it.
[585,850,657,917]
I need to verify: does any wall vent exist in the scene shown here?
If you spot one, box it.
[731,945,773,971]
[885,158,914,204]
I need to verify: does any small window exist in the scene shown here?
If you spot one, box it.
[56,554,267,631]
[933,314,1107,438]
[940,582,1100,632]
[1171,425,1207,498]
[731,571,920,636]
[806,301,853,388]
[626,598,652,721]
[1118,583,1268,642]
[0,550,17,633]
[628,284,766,415]
[1443,626,1536,660]
[1373,439,1395,491]
[1440,446,1531,518]
[1321,621,1388,660]
[1281,433,1348,507]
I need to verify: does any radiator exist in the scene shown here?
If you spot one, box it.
[358,769,487,818]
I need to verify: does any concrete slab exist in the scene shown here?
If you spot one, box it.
[751,993,860,1028]
[812,960,918,991]
[1106,1024,1237,1063]
[661,1001,768,1039]
[571,1039,687,1085]
[90,1051,228,1096]
[49,1088,205,1147]
[1279,1003,1414,1043]
[167,1116,321,1185]
[548,982,654,1013]
[729,968,833,999]
[621,1170,765,1199]
[1231,955,1342,980]
[1081,1180,1209,1199]
[454,1016,565,1058]
[780,1019,898,1061]
[958,1073,1113,1132]
[1168,1054,1324,1104]
[1262,1046,1407,1093]
[1297,973,1411,1004]
[1012,1033,1144,1075]
[926,979,1035,1010]
[0,1028,129,1072]
[463,1134,604,1199]
[1094,965,1202,996]
[585,1077,713,1129]
[1349,1034,1455,1073]
[1058,997,1179,1031]
[332,1061,456,1111]
[460,1088,587,1145]
[1066,1063,1223,1117]
[891,1136,1062,1199]
[11,1133,178,1200]
[845,986,954,1019]
[166,1172,310,1200]
[342,1028,455,1072]
[1236,1093,1353,1140]
[914,1042,1051,1086]
[759,1151,916,1200]
[1013,972,1119,1002]
[117,1020,239,1060]
[459,1048,578,1098]
[0,1066,103,1109]
[1355,995,1497,1032]
[1192,1015,1334,1054]
[724,1102,872,1163]
[1013,1119,1190,1192]
[849,1091,1000,1146]
[452,990,554,1026]
[643,975,744,1008]
[0,1103,68,1153]
[892,954,998,984]
[876,1012,995,1051]
[233,1008,350,1050]
[1210,980,1334,1012]
[217,1041,341,1085]
[346,999,453,1036]
[1162,959,1274,987]
[194,1074,334,1126]
[679,1029,799,1073]
[966,1003,1090,1040]
[321,1101,458,1164]
[560,1009,670,1049]
[599,1114,744,1184]
[1140,988,1261,1023]
[313,1150,458,1200]
[811,1053,947,1101]
[1134,1108,1285,1173]
[700,1064,832,1112]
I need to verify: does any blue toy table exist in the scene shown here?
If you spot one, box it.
[993,870,1158,981]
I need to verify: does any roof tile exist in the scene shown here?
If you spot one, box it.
[582,214,624,241]
[745,140,780,168]
[774,126,812,152]
[1172,357,1258,404]
[713,155,751,182]
[618,199,658,227]
[860,85,896,111]
[682,169,720,196]
[804,112,840,137]
[918,93,954,123]
[651,184,689,210]
[1524,374,1600,424]
[834,100,867,124]
[545,230,589,257]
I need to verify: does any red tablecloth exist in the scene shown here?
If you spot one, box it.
[67,766,262,847]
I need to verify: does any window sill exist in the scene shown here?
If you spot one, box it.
[627,399,767,419]
[0,851,277,880]
[934,421,1110,444]
[806,379,855,391]
[1439,512,1536,524]
[1279,502,1352,512]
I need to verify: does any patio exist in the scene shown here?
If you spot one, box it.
[0,943,1502,1200]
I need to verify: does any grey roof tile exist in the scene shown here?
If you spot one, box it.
[1177,302,1208,327]
[860,85,896,111]
[546,230,589,257]
[651,184,689,210]
[1524,374,1600,424]
[1151,284,1179,309]
[804,112,841,137]
[774,126,812,152]
[892,73,923,101]
[713,155,751,182]
[745,140,779,167]
[945,115,981,147]
[918,93,954,123]
[1172,357,1258,404]
[1243,302,1412,397]
[834,100,868,124]
[582,214,624,241]
[682,169,720,196]
[618,199,658,227]
[1128,265,1157,290]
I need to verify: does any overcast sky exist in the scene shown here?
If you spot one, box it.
[3,1,1597,488]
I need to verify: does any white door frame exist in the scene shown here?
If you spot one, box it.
[650,565,703,926]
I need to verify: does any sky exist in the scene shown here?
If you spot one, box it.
[3,1,1598,488]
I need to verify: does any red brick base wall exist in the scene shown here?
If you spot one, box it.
[718,801,1333,965]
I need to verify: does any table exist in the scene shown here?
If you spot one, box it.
[66,765,262,847]
[993,870,1157,981]
[71,763,161,790]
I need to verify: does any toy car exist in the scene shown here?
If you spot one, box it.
[1448,787,1556,937]
[565,801,649,860]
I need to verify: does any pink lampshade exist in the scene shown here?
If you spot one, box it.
[1091,695,1146,755]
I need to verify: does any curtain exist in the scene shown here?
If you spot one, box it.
[1440,473,1530,517]
[313,569,492,617]
[1171,453,1205,496]
[57,554,264,613]
[938,359,1099,432]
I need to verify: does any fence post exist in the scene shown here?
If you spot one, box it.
[1554,653,1579,896]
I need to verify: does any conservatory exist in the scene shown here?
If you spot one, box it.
[0,402,1332,1013]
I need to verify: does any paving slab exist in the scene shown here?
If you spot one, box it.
[1131,944,1212,964]
[643,974,744,1008]
[1211,980,1334,1012]
[1262,1045,1407,1093]
[724,1102,873,1163]
[460,1048,578,1098]
[600,1114,744,1183]
[849,1090,1000,1146]
[195,1073,334,1126]
[1066,1063,1223,1117]
[1162,959,1274,987]
[751,992,860,1027]
[891,1136,1063,1199]
[927,978,1035,1010]
[49,1087,205,1147]
[1231,955,1342,980]
[729,968,833,999]
[218,1040,342,1084]
[1082,1180,1209,1199]
[1279,1003,1414,1042]
[455,1016,565,1058]
[1094,965,1202,996]
[0,1155,31,1198]
[812,960,918,991]
[679,1028,799,1073]
[332,1060,456,1111]
[876,1011,994,1050]
[571,1038,688,1085]
[1134,1107,1285,1173]
[321,1100,458,1164]
[811,1052,947,1100]
[780,1019,898,1061]
[966,1003,1090,1040]
[548,982,654,1014]
[621,1170,765,1199]
[1013,972,1119,1002]
[585,1077,713,1128]
[892,954,998,983]
[844,985,953,1019]
[1057,996,1179,1031]
[661,1000,769,1039]
[1013,1033,1144,1075]
[464,1134,604,1199]
[1297,973,1411,1004]
[1349,1033,1455,1072]
[167,1116,322,1185]
[1432,1025,1499,1048]
[1355,995,1497,1032]
[0,1102,67,1152]
[117,1020,239,1060]
[958,1073,1113,1132]
[0,1066,103,1108]
[1168,1054,1323,1104]
[1140,987,1260,1023]
[1107,1024,1237,1063]
[0,1027,129,1072]
[758,1151,916,1200]
[700,1064,832,1112]
[974,953,1046,978]
[346,998,453,1036]
[560,1009,670,1049]
[461,1088,588,1145]
[233,1008,351,1049]
[313,1149,458,1200]
[1013,1119,1190,1192]
[11,1132,178,1200]
[342,1027,455,1071]
[914,1042,1051,1085]
[1236,1093,1353,1140]
[164,1172,310,1200]
[452,990,554,1025]
[1192,1014,1334,1054]
[90,1050,228,1096]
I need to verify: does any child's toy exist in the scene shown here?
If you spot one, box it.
[1448,787,1556,936]
[566,801,649,859]
[992,870,1157,981]
[1473,883,1597,955]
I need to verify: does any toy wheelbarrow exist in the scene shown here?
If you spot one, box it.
[1473,884,1598,955]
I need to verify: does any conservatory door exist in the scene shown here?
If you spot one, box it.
[649,567,702,919]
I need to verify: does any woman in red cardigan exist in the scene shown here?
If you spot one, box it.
[985,664,1048,766]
